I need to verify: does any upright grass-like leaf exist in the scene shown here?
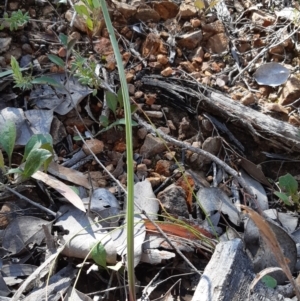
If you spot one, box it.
[0,120,16,168]
[99,1,136,300]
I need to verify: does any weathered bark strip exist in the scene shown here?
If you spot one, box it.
[192,239,285,301]
[141,76,300,153]
[200,92,300,153]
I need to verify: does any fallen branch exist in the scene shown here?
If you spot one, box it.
[134,114,256,201]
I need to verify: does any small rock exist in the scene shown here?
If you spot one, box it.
[191,18,201,28]
[157,184,189,218]
[142,159,152,166]
[0,56,6,68]
[147,175,165,187]
[157,54,168,65]
[155,160,172,177]
[180,61,195,73]
[279,75,300,106]
[145,93,157,105]
[42,5,54,16]
[236,41,251,53]
[113,1,137,18]
[126,72,135,83]
[136,4,160,22]
[28,7,36,18]
[144,111,163,119]
[240,93,256,106]
[153,1,179,20]
[58,47,66,58]
[207,33,229,54]
[4,46,22,63]
[161,67,173,77]
[136,163,148,180]
[127,84,135,95]
[251,11,275,27]
[142,33,167,57]
[216,78,226,88]
[69,31,81,41]
[8,2,19,10]
[197,137,222,165]
[150,105,161,112]
[22,43,33,54]
[164,151,176,161]
[37,55,49,64]
[134,91,144,99]
[113,140,126,152]
[0,38,12,54]
[82,139,104,155]
[167,120,176,131]
[65,9,87,33]
[19,55,32,67]
[140,134,167,158]
[179,2,197,18]
[202,118,213,132]
[137,127,148,140]
[202,20,225,35]
[158,127,170,135]
[177,30,203,50]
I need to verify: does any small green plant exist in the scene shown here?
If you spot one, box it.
[0,121,53,181]
[99,88,138,132]
[10,56,33,90]
[274,173,300,206]
[74,0,103,36]
[0,10,30,31]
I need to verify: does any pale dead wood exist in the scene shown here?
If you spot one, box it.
[201,91,300,153]
[192,239,285,301]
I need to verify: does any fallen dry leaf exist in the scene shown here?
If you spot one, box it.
[32,170,86,212]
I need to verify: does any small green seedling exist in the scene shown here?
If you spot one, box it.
[0,10,30,31]
[274,173,300,206]
[10,56,33,90]
[0,121,54,181]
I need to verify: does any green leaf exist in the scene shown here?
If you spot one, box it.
[261,275,277,289]
[74,4,90,17]
[194,0,205,10]
[92,0,101,8]
[106,91,118,115]
[274,191,291,206]
[92,242,107,268]
[117,88,124,108]
[23,134,53,162]
[11,56,22,80]
[47,54,65,67]
[0,150,4,170]
[40,142,54,171]
[59,33,68,46]
[99,118,137,133]
[0,120,16,167]
[6,168,23,175]
[69,186,79,195]
[278,173,298,196]
[32,76,63,88]
[0,69,14,78]
[22,149,52,179]
[67,38,77,54]
[86,18,93,31]
[99,115,109,127]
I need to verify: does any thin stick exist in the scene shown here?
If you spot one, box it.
[3,185,56,217]
[134,114,255,200]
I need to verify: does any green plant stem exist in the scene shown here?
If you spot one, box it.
[99,1,135,300]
